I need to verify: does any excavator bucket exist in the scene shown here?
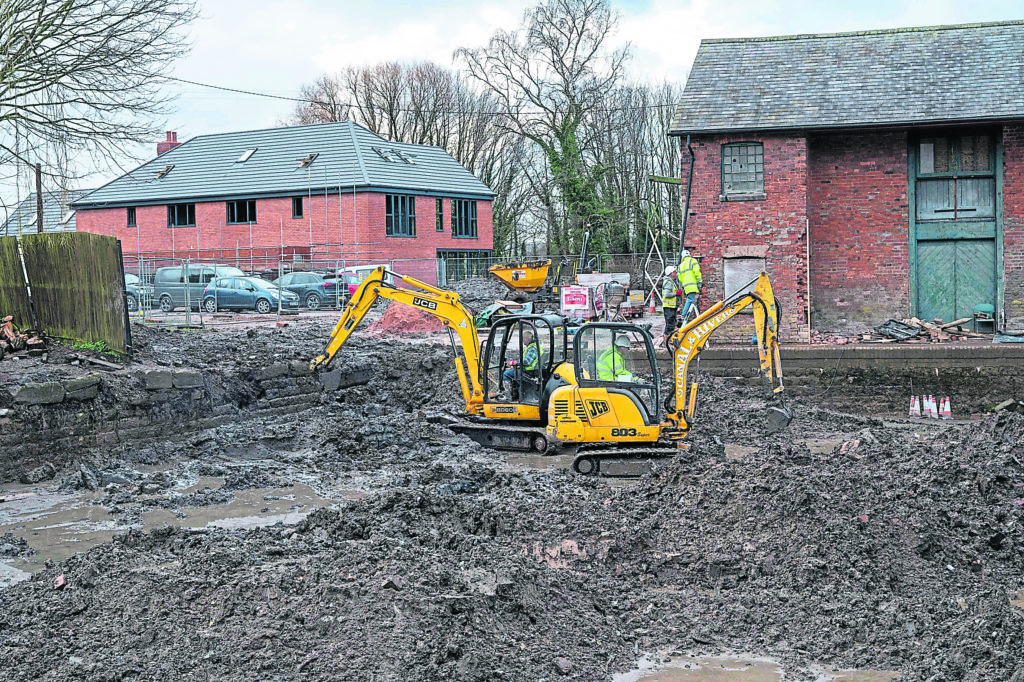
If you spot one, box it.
[765,404,793,433]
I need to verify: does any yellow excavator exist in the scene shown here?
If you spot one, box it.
[312,266,791,475]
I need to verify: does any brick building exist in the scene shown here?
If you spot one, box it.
[72,121,494,285]
[671,21,1024,341]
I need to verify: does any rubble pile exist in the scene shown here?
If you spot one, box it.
[0,316,45,361]
[449,276,508,312]
[367,303,446,334]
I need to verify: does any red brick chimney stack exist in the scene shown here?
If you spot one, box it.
[157,131,181,156]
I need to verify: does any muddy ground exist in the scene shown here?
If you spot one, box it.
[1,316,1023,681]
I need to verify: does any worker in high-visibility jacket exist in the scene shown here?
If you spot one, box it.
[503,328,540,389]
[661,264,680,347]
[597,335,634,382]
[677,249,703,323]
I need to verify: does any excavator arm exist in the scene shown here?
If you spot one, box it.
[311,266,485,414]
[665,271,790,437]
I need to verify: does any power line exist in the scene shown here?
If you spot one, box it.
[165,76,680,116]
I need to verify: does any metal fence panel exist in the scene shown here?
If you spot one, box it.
[20,232,129,353]
[0,237,34,328]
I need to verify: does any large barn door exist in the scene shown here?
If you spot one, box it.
[916,239,996,323]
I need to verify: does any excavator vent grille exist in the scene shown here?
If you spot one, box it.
[553,399,569,416]
[574,401,588,421]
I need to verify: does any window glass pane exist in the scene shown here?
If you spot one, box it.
[920,138,950,174]
[959,135,991,172]
[722,143,764,195]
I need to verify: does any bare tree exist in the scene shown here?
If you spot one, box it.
[457,0,630,255]
[0,0,198,171]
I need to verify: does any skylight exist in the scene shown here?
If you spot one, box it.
[237,148,257,163]
[155,164,174,179]
[372,147,415,164]
[60,211,75,225]
[297,153,319,168]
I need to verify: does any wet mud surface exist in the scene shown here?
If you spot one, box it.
[2,320,1024,680]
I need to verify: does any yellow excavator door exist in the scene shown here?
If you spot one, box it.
[547,323,662,452]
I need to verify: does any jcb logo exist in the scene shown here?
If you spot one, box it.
[413,297,438,311]
[586,400,610,417]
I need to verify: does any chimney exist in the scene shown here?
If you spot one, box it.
[157,131,181,156]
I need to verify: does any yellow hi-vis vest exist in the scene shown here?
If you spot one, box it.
[597,347,632,382]
[661,276,678,308]
[678,256,702,295]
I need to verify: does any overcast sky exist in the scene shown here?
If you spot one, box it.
[3,0,1022,208]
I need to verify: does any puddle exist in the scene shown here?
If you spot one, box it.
[614,655,898,682]
[724,444,758,461]
[1,478,362,579]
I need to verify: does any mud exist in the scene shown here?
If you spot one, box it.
[1,319,1024,680]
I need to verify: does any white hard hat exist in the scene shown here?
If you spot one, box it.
[614,336,630,348]
[664,265,677,275]
[680,249,691,258]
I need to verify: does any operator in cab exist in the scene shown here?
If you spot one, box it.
[504,327,540,385]
[597,335,634,382]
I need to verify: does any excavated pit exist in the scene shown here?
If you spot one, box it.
[1,317,1023,681]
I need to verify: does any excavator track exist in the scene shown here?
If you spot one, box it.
[445,420,552,453]
[569,443,689,478]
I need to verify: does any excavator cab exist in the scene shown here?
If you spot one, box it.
[482,314,569,418]
[573,323,661,427]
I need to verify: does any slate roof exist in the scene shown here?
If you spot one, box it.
[73,121,494,208]
[1,189,93,237]
[670,21,1024,135]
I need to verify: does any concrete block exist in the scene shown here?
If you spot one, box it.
[172,371,204,389]
[257,363,290,381]
[65,375,101,401]
[12,382,65,405]
[289,360,312,377]
[319,364,373,391]
[143,370,173,390]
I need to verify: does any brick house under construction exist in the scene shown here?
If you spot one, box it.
[71,122,495,285]
[671,20,1024,341]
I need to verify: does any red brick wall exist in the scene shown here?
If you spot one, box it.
[680,134,810,342]
[1004,124,1024,331]
[808,131,910,334]
[75,192,493,285]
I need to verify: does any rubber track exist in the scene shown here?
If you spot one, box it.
[571,444,686,478]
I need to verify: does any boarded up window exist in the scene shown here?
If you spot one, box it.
[723,257,765,300]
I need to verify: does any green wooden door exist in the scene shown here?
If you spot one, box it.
[916,239,995,322]
[917,241,954,322]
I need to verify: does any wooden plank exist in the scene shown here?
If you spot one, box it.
[939,317,971,329]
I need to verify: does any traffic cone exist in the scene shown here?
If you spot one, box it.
[929,395,939,419]
[909,395,921,418]
[940,397,952,420]
[649,299,657,314]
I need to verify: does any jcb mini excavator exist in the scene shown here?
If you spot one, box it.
[312,266,791,475]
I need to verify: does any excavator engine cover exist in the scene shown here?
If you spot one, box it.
[765,405,793,433]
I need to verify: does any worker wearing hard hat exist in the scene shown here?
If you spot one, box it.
[661,264,680,346]
[678,250,703,323]
[597,335,634,382]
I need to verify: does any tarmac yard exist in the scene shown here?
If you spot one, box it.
[1,313,1023,681]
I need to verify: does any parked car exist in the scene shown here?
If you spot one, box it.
[153,264,245,312]
[272,272,341,310]
[202,276,300,314]
[124,273,153,312]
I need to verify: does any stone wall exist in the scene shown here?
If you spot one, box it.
[0,363,327,484]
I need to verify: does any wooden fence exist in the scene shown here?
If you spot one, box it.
[0,237,34,329]
[0,233,130,355]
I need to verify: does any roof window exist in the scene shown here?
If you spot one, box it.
[237,148,257,163]
[372,147,415,164]
[60,211,75,225]
[155,164,174,179]
[297,153,319,168]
